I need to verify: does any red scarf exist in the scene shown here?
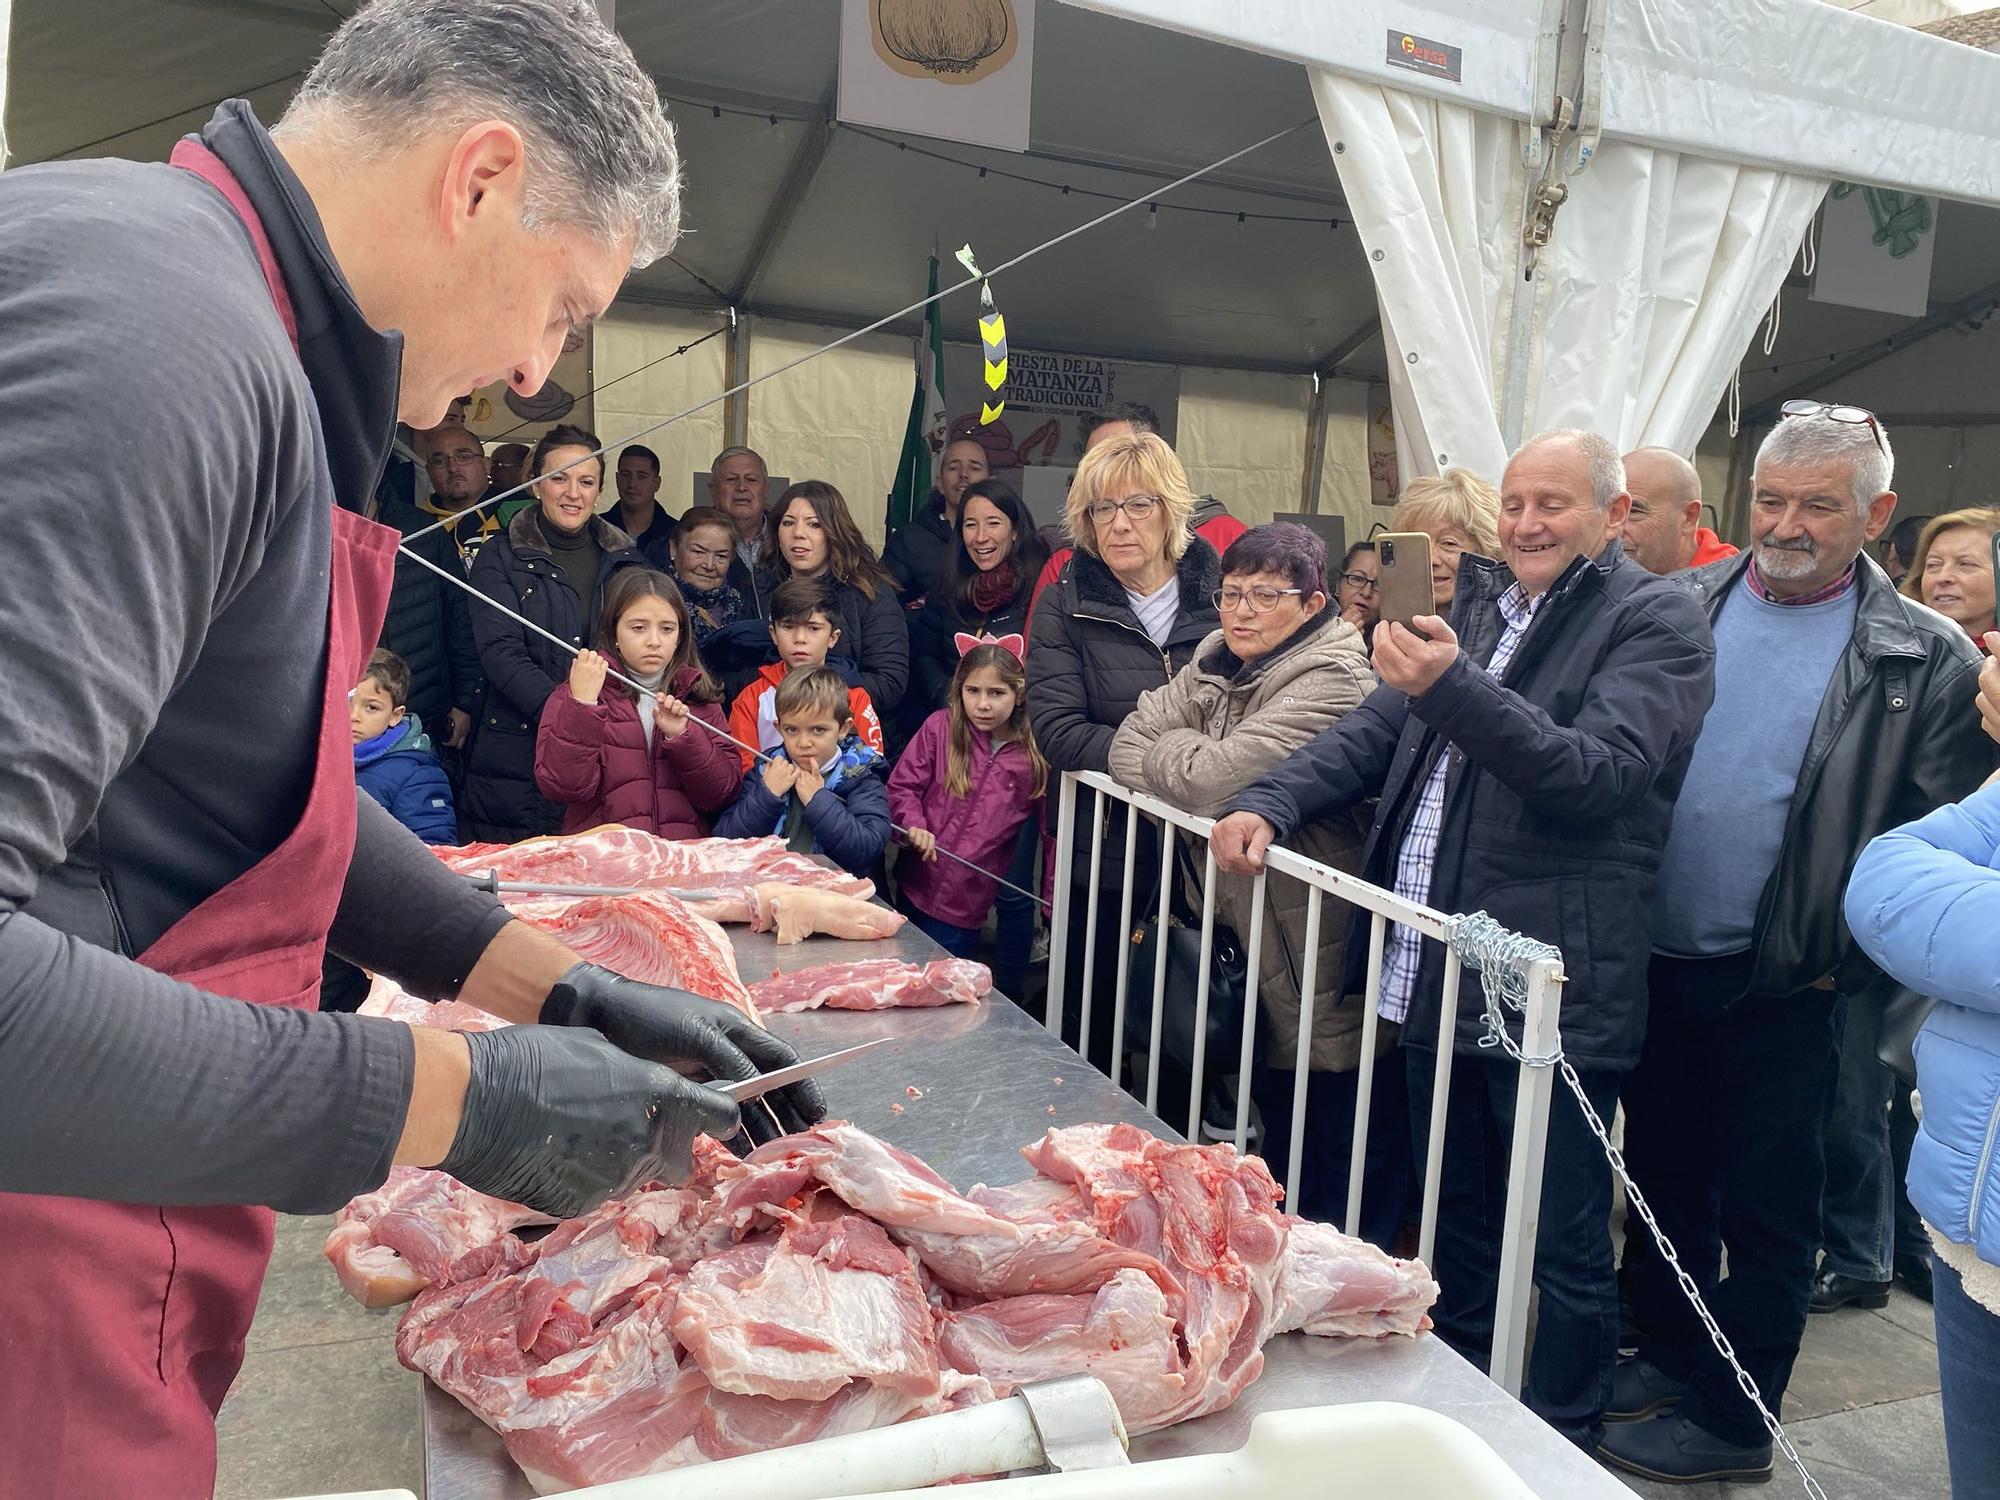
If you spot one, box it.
[968,561,1019,616]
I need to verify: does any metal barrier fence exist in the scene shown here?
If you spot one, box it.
[1044,769,1567,1398]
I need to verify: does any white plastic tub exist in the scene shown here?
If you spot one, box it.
[830,1404,1546,1500]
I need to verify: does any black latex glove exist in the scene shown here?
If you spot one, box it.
[539,962,830,1144]
[440,1025,738,1218]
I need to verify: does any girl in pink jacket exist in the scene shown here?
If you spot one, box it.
[887,637,1044,962]
[534,569,742,837]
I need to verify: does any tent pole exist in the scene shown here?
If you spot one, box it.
[724,312,751,449]
[0,0,11,170]
[1301,373,1330,513]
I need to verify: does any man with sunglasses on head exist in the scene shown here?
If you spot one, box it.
[1601,402,1992,1484]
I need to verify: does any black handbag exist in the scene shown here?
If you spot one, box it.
[1122,837,1260,1078]
[1876,985,1936,1088]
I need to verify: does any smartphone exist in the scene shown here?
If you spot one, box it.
[1375,532,1437,633]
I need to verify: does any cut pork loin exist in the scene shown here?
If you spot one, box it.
[438,829,875,922]
[746,958,990,1013]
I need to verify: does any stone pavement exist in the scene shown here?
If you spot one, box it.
[1617,1281,1949,1500]
[218,1213,1948,1498]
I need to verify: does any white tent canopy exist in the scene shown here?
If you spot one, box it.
[6,0,2000,534]
[1073,0,2000,487]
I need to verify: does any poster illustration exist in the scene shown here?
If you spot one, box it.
[838,0,1036,152]
[1367,382,1400,506]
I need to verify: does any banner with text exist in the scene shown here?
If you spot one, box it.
[939,343,1180,527]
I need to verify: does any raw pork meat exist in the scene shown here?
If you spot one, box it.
[745,883,907,944]
[328,1166,555,1309]
[747,959,990,1013]
[327,988,560,1306]
[396,1120,1436,1492]
[504,890,754,1016]
[439,829,875,921]
[672,1213,940,1401]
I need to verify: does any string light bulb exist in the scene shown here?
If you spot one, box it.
[1147,202,1158,230]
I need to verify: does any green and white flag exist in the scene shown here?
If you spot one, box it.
[888,252,946,533]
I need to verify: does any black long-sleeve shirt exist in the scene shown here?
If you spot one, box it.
[0,103,511,1215]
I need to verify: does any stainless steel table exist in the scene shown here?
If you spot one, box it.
[423,921,1633,1498]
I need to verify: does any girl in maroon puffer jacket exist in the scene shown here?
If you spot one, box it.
[534,569,742,838]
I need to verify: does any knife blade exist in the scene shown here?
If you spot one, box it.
[712,1037,894,1103]
[459,869,716,903]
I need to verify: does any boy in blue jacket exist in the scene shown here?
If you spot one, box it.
[714,665,889,878]
[351,649,458,845]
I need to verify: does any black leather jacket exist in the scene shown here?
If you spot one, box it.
[1679,551,1992,996]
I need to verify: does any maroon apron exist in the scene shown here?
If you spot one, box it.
[0,140,397,1496]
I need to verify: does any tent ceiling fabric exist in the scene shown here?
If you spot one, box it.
[4,0,1996,421]
[4,0,1380,375]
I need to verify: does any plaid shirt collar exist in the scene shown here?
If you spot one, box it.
[1745,556,1858,606]
[1497,581,1543,632]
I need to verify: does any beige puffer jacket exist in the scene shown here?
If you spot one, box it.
[1108,611,1388,1072]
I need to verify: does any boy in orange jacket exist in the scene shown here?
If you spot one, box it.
[728,575,883,772]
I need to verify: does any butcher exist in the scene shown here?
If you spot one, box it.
[0,2,824,1492]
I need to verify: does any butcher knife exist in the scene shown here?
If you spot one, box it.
[710,1037,893,1103]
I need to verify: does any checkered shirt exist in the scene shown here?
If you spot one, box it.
[1376,583,1543,1024]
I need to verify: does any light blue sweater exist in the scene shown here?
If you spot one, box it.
[1652,574,1856,957]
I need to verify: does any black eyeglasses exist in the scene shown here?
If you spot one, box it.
[1779,399,1888,457]
[1338,571,1379,593]
[1213,585,1304,613]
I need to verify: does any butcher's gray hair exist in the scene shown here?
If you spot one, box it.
[710,446,768,472]
[1517,428,1627,511]
[1756,408,1895,512]
[277,0,681,268]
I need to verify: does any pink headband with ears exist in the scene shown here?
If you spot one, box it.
[955,631,1026,665]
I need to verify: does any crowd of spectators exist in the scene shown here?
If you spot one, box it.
[363,396,2000,1492]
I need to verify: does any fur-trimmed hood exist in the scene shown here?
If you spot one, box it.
[504,504,637,559]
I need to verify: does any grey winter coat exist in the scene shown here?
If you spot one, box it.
[1110,611,1382,1071]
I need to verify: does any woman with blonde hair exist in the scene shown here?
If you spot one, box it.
[1900,507,2000,651]
[1389,468,1502,613]
[1027,432,1221,1074]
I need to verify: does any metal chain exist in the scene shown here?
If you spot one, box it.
[1446,912,1828,1500]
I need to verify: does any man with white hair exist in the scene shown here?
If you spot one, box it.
[1214,428,1714,1453]
[1620,446,1737,576]
[0,3,826,1487]
[1604,403,1989,1484]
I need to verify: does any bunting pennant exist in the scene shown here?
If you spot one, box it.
[957,243,1008,425]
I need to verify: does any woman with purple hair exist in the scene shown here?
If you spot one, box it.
[1110,521,1406,1243]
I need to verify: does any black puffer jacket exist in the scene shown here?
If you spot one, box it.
[460,508,643,841]
[749,567,911,718]
[1228,543,1715,1072]
[907,565,1039,725]
[883,491,954,607]
[1679,551,1991,997]
[372,490,481,751]
[1027,540,1221,887]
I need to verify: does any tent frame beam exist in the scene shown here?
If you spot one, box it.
[1745,273,2000,421]
[648,71,1343,210]
[730,90,836,308]
[612,285,1381,384]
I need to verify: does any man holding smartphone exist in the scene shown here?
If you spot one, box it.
[1213,428,1715,1455]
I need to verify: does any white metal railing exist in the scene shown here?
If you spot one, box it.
[1045,769,1566,1398]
